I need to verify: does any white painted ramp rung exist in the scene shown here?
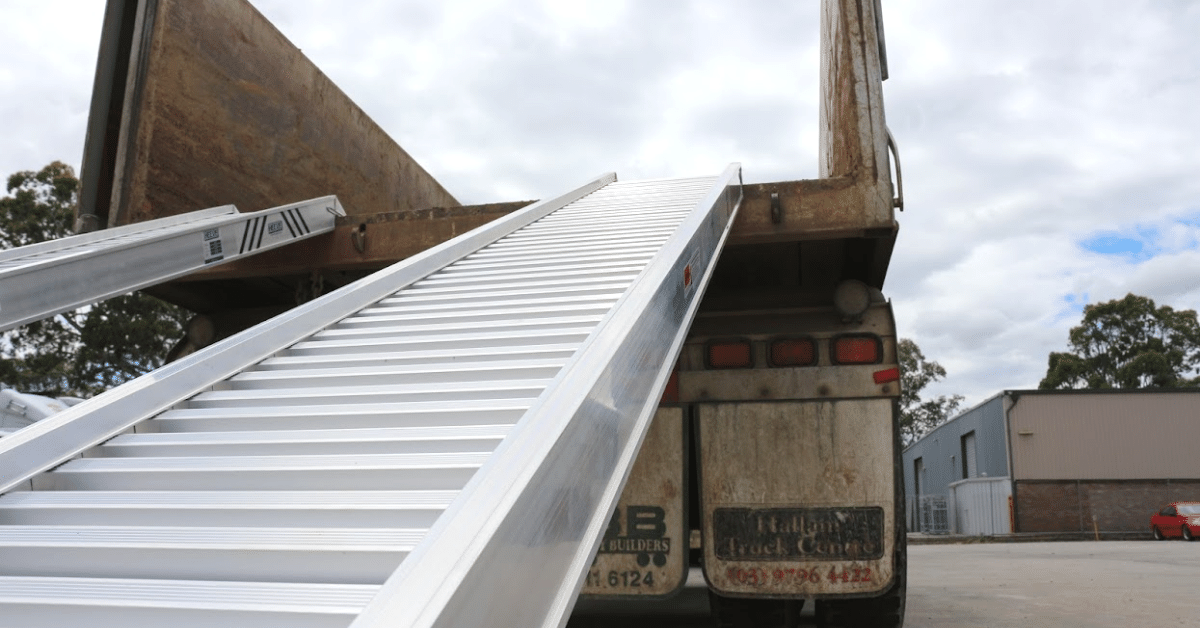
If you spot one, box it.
[0,525,419,583]
[0,490,455,528]
[0,196,344,332]
[0,576,377,628]
[95,424,511,457]
[0,166,743,627]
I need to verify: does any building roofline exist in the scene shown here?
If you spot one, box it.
[902,386,1200,453]
[902,390,1006,454]
[1005,387,1200,399]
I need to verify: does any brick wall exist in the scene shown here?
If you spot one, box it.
[1014,481,1080,532]
[1014,480,1200,533]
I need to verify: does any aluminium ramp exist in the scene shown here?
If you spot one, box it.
[0,165,743,628]
[0,196,344,332]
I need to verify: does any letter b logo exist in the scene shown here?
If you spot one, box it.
[627,505,666,539]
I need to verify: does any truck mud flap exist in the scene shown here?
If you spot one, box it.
[698,399,896,598]
[581,407,687,599]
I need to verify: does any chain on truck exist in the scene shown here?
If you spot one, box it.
[70,0,906,626]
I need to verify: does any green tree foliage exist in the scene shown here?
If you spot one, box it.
[0,161,188,397]
[1039,293,1200,390]
[898,338,964,445]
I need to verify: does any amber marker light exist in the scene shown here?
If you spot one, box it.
[832,335,882,364]
[707,340,753,369]
[769,338,816,367]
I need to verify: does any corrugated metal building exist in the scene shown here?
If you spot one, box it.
[901,393,1009,532]
[902,389,1200,535]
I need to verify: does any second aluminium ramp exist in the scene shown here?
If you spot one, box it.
[0,197,343,332]
[0,166,742,628]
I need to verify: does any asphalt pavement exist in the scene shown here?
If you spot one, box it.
[906,540,1200,628]
[569,539,1200,627]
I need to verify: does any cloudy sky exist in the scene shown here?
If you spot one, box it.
[2,1,1199,407]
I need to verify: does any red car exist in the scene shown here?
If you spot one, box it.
[1150,502,1200,541]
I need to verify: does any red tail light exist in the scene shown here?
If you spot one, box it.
[707,340,753,369]
[661,371,680,403]
[832,335,882,364]
[769,338,816,367]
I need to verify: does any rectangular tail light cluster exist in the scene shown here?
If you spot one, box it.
[831,335,882,365]
[769,338,816,367]
[704,335,882,370]
[707,340,754,369]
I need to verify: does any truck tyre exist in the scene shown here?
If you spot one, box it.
[708,593,803,628]
[814,576,903,628]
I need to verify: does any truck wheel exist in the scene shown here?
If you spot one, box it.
[708,592,803,628]
[814,570,904,628]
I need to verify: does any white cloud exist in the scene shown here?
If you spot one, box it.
[0,1,103,178]
[3,0,1200,410]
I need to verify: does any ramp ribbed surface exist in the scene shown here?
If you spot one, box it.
[0,173,738,627]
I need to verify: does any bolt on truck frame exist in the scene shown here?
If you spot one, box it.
[79,0,904,625]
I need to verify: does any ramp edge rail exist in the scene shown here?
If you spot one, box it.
[351,163,744,628]
[0,196,345,332]
[0,206,236,265]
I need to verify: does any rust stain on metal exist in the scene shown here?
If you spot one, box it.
[106,0,459,231]
[729,178,895,246]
